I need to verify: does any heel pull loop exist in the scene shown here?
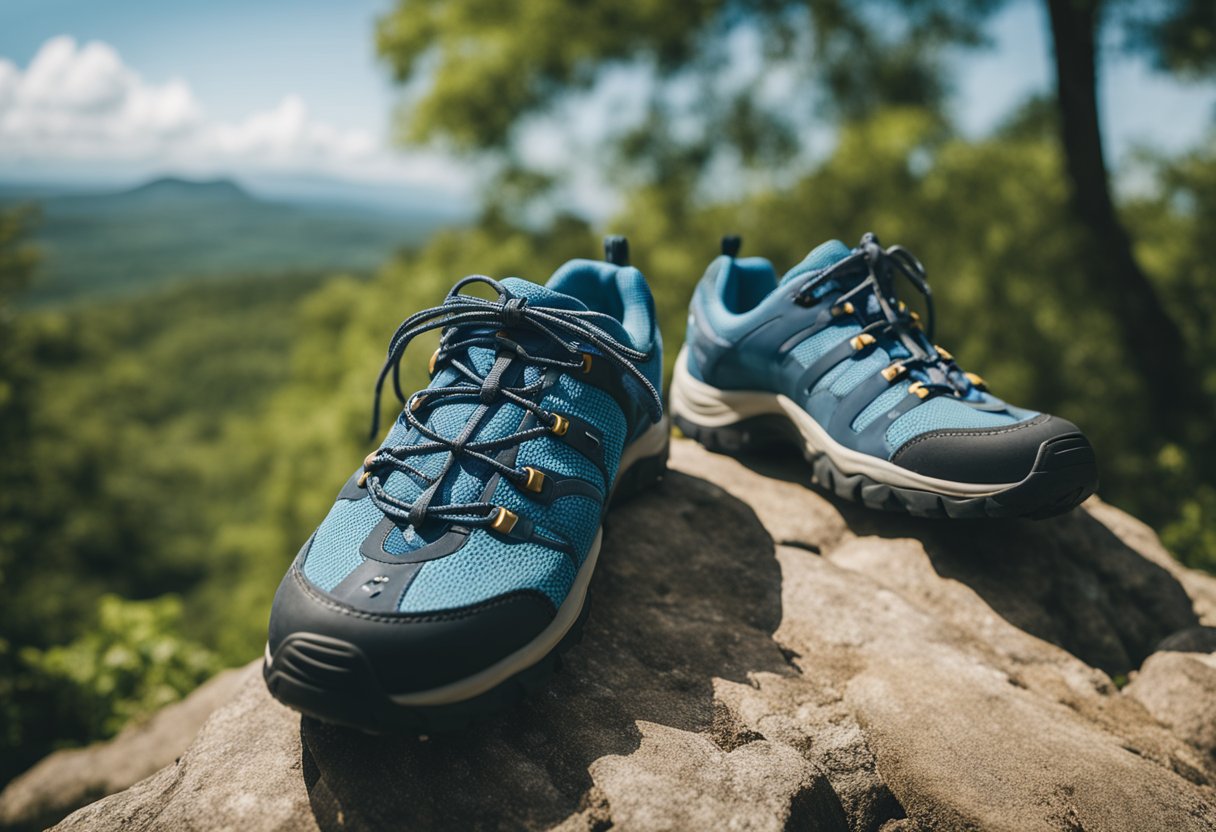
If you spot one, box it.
[603,235,630,266]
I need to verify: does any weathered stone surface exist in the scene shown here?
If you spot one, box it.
[14,440,1216,831]
[1126,628,1216,760]
[0,662,252,832]
[47,663,314,832]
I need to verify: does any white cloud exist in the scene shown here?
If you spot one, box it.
[0,35,468,193]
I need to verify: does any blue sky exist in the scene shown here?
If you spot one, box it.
[0,0,396,136]
[0,0,1211,209]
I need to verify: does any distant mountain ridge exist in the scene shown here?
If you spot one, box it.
[114,176,254,204]
[1,175,466,305]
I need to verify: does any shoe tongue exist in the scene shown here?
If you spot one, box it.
[779,239,852,286]
[500,276,633,347]
[500,277,589,312]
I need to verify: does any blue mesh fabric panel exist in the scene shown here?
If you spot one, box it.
[779,240,852,285]
[852,382,909,432]
[398,531,577,613]
[540,374,626,482]
[302,497,383,590]
[615,267,661,357]
[812,360,850,395]
[829,348,889,398]
[384,524,424,555]
[789,323,862,368]
[495,435,608,560]
[886,397,1024,450]
[498,488,601,562]
[501,276,593,314]
[383,415,411,448]
[518,434,605,491]
[395,373,623,611]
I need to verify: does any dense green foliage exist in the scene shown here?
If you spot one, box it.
[0,267,334,780]
[19,594,221,740]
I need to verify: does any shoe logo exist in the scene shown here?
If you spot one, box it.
[361,575,390,598]
[584,431,601,450]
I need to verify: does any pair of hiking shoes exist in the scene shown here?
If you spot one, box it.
[263,233,1098,732]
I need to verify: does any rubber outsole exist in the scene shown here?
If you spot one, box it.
[263,443,669,733]
[671,411,1097,520]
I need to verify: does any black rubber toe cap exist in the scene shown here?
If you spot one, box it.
[889,413,1095,485]
[266,565,556,696]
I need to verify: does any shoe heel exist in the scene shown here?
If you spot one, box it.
[671,411,793,455]
[611,441,668,506]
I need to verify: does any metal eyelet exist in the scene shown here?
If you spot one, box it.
[521,466,545,493]
[850,333,876,351]
[490,507,519,533]
[881,363,907,382]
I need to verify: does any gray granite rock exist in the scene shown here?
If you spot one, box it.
[0,663,251,832]
[1126,629,1216,760]
[13,440,1216,831]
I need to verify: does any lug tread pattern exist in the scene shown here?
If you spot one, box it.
[673,412,1096,521]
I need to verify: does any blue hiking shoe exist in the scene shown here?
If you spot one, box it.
[264,237,668,731]
[670,233,1097,519]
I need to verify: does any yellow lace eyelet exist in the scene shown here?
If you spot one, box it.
[881,363,906,382]
[522,466,545,493]
[490,506,519,533]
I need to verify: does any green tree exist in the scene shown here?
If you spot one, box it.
[0,207,40,589]
[0,207,40,769]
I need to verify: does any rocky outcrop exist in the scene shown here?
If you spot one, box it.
[9,439,1216,831]
[0,663,250,832]
[1125,627,1216,761]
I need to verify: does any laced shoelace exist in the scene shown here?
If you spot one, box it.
[361,275,663,531]
[794,232,979,400]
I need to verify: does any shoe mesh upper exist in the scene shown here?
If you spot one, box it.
[694,238,1035,460]
[885,396,1023,450]
[789,322,863,368]
[299,271,654,613]
[304,497,383,591]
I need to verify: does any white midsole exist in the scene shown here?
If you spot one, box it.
[669,345,1016,498]
[617,413,671,481]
